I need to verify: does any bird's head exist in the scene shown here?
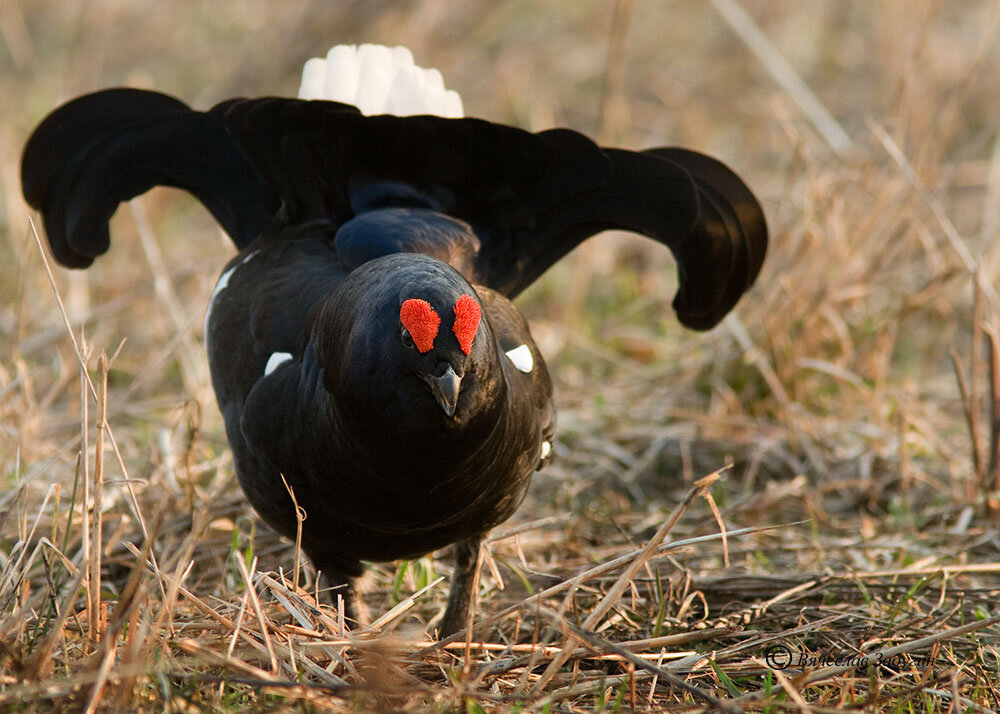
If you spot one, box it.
[315,254,502,433]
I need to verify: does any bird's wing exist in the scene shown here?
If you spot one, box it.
[220,97,767,330]
[21,88,281,267]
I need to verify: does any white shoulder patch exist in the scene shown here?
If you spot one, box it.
[505,344,534,373]
[204,251,258,342]
[264,352,293,376]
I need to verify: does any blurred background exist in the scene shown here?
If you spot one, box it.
[2,0,1000,707]
[4,0,999,508]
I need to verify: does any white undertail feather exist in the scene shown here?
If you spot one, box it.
[298,44,464,118]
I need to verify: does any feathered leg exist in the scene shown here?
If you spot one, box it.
[438,535,483,638]
[307,553,365,628]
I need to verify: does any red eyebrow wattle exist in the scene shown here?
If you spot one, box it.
[400,299,440,353]
[453,294,481,355]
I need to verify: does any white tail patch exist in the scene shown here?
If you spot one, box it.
[505,344,534,373]
[264,352,293,376]
[298,44,464,118]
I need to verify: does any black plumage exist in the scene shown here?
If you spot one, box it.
[22,87,766,635]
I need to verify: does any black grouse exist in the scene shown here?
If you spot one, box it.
[21,61,766,636]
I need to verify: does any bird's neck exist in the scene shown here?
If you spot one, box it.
[326,377,509,478]
[288,338,506,477]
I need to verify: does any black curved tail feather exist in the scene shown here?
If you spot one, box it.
[640,147,767,329]
[481,145,767,330]
[21,88,277,268]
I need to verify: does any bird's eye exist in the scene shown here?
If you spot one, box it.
[401,329,415,349]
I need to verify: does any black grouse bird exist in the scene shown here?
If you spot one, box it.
[21,49,766,636]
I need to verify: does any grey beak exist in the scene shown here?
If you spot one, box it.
[423,365,462,417]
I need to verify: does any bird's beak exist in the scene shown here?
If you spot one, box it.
[422,365,462,417]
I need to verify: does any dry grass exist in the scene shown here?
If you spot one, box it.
[3,0,1000,711]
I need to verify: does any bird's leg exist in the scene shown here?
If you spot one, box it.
[308,554,365,629]
[322,569,357,622]
[438,534,483,638]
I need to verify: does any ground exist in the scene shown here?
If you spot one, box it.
[2,1,999,711]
